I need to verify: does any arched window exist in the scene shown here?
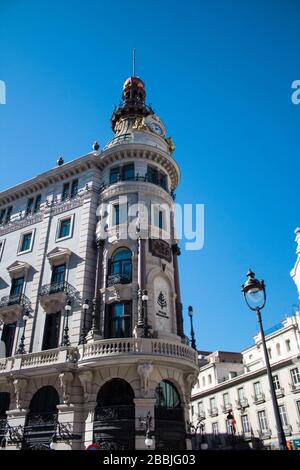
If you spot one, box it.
[108,248,132,286]
[276,343,281,356]
[23,386,59,450]
[94,379,135,450]
[0,392,10,443]
[155,380,181,409]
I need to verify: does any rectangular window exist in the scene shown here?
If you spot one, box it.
[108,302,131,339]
[113,205,120,226]
[42,312,61,350]
[1,322,16,357]
[223,393,230,406]
[62,182,70,200]
[198,402,203,414]
[210,397,216,409]
[26,197,34,214]
[254,381,262,396]
[0,239,5,261]
[212,422,219,435]
[191,405,194,417]
[258,410,268,431]
[5,206,12,224]
[291,367,300,385]
[71,179,78,198]
[297,400,300,418]
[286,339,291,352]
[122,163,134,180]
[110,166,121,184]
[147,165,158,184]
[273,375,280,390]
[51,264,66,284]
[0,209,6,224]
[238,388,245,401]
[10,277,24,297]
[241,415,251,434]
[34,194,42,212]
[19,232,33,253]
[279,405,288,427]
[58,217,71,239]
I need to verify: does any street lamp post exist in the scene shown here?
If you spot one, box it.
[142,290,151,338]
[241,269,287,450]
[16,312,29,355]
[61,299,72,347]
[139,410,153,448]
[79,299,89,345]
[188,306,196,350]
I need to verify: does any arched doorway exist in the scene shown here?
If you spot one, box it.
[93,378,135,449]
[154,380,186,450]
[0,392,10,444]
[23,386,59,450]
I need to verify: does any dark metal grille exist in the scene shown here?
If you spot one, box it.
[99,173,175,199]
[0,293,30,309]
[39,281,76,297]
[107,273,131,287]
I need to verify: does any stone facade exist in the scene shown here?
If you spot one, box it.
[0,76,198,450]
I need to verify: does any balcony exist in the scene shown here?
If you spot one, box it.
[289,382,300,393]
[258,429,272,440]
[197,411,206,420]
[221,403,233,414]
[252,393,265,405]
[208,407,219,417]
[236,398,249,410]
[275,387,285,398]
[39,281,76,313]
[107,273,132,288]
[0,347,77,375]
[0,294,31,323]
[99,173,175,200]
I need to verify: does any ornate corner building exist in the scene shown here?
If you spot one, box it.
[0,76,199,450]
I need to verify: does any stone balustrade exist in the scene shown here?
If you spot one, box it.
[0,338,198,377]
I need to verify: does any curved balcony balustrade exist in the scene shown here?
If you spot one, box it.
[0,293,30,324]
[106,273,132,288]
[39,281,76,314]
[99,173,175,200]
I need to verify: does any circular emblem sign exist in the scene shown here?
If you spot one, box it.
[86,443,101,451]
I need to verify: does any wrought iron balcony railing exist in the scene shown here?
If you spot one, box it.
[39,281,76,297]
[221,403,233,413]
[0,293,30,309]
[258,428,272,440]
[99,173,175,200]
[107,273,132,287]
[208,407,218,417]
[252,393,265,404]
[236,398,249,409]
[94,405,135,422]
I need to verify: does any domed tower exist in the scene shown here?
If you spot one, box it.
[85,76,198,450]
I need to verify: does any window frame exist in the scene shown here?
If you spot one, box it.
[241,414,251,434]
[17,229,35,255]
[56,214,74,242]
[257,409,269,431]
[290,367,300,385]
[0,239,5,261]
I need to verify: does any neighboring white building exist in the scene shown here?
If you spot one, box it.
[0,75,198,450]
[191,313,300,450]
[191,232,300,450]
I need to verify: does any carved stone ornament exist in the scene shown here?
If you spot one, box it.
[149,238,172,263]
[12,378,27,409]
[78,370,93,402]
[137,363,153,397]
[184,372,198,402]
[59,372,74,404]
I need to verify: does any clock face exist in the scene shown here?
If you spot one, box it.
[149,121,164,136]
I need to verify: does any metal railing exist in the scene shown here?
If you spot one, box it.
[39,281,76,297]
[0,293,30,309]
[107,273,132,287]
[99,173,175,199]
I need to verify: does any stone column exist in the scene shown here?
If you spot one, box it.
[137,237,146,331]
[55,403,84,450]
[81,401,97,449]
[172,243,184,338]
[134,398,156,450]
[5,409,29,450]
[87,239,104,341]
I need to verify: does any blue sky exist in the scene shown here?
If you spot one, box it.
[1,0,300,351]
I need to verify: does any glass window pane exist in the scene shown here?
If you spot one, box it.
[110,167,120,183]
[21,233,32,252]
[123,164,134,180]
[59,218,71,238]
